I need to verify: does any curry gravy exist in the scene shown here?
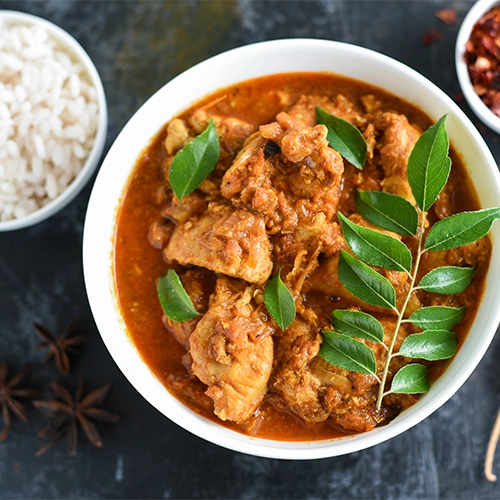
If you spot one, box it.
[114,73,488,441]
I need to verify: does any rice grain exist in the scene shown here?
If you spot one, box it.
[0,19,99,222]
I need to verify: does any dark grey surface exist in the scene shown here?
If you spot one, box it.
[1,1,499,498]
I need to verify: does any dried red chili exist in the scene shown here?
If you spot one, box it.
[436,8,457,25]
[465,5,500,117]
[422,28,444,46]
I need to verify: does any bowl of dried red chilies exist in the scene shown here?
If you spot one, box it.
[456,0,500,133]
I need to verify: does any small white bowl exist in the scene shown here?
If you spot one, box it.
[456,0,500,134]
[84,39,500,459]
[0,10,107,231]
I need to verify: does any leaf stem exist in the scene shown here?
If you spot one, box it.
[376,212,426,411]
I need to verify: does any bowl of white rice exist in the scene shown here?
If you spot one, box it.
[0,10,107,231]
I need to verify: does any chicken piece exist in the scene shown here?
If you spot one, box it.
[273,305,413,432]
[311,316,411,432]
[375,112,420,177]
[306,253,420,317]
[304,214,421,316]
[286,93,362,128]
[162,192,207,223]
[420,236,491,279]
[305,253,388,314]
[361,94,382,114]
[164,202,272,284]
[273,305,394,430]
[362,123,378,161]
[188,108,256,157]
[433,183,454,220]
[374,112,421,204]
[311,357,383,432]
[418,235,491,312]
[189,277,274,424]
[164,118,190,155]
[273,315,330,422]
[272,213,344,263]
[148,220,175,249]
[222,111,344,264]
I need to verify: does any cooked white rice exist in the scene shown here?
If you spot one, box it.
[0,19,99,222]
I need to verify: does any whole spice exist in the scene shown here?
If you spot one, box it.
[33,320,87,376]
[34,380,119,456]
[464,6,500,116]
[0,361,38,441]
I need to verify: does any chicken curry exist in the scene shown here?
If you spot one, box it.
[114,73,490,440]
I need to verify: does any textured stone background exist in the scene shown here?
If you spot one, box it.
[1,1,500,498]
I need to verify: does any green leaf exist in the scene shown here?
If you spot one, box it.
[332,309,384,343]
[424,208,500,251]
[338,212,413,273]
[418,266,474,294]
[264,268,296,329]
[390,364,429,394]
[320,331,377,375]
[407,115,451,212]
[316,106,367,169]
[408,306,464,330]
[338,250,396,309]
[168,118,220,200]
[356,190,418,237]
[398,330,458,361]
[157,270,199,322]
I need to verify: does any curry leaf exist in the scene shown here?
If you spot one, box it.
[418,266,474,294]
[169,119,220,200]
[424,208,500,251]
[398,330,458,361]
[264,268,296,329]
[157,270,199,322]
[390,364,429,394]
[338,212,413,273]
[316,106,367,169]
[332,309,384,343]
[320,331,377,375]
[356,190,418,236]
[338,250,396,309]
[408,306,464,330]
[407,115,451,212]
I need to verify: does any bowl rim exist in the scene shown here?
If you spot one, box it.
[83,38,500,460]
[455,0,500,134]
[0,9,108,231]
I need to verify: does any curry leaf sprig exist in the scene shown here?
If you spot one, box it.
[169,118,220,200]
[157,270,199,322]
[316,107,367,170]
[264,269,296,330]
[318,112,500,410]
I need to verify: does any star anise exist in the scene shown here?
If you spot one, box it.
[0,360,39,442]
[33,320,87,375]
[34,380,119,457]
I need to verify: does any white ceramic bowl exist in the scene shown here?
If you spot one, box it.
[456,0,500,134]
[0,10,107,231]
[84,39,500,459]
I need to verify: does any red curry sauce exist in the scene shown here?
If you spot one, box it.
[114,73,488,441]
